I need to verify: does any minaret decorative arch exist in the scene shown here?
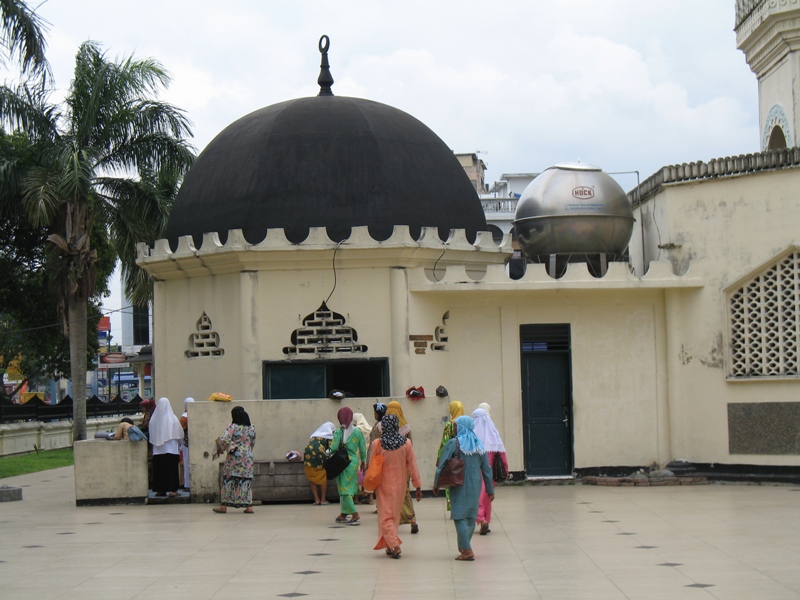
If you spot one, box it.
[762,104,792,151]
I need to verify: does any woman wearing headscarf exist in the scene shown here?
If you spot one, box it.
[352,413,373,504]
[149,397,184,497]
[365,403,387,507]
[179,397,194,490]
[370,414,422,559]
[330,407,367,525]
[386,400,410,437]
[213,406,256,513]
[386,400,419,533]
[434,415,494,561]
[472,405,508,535]
[138,398,156,436]
[437,400,465,511]
[304,422,336,505]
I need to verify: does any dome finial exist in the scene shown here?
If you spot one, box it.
[318,35,334,96]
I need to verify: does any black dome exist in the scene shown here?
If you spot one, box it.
[165,95,488,247]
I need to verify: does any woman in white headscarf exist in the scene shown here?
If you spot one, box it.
[149,397,184,497]
[179,397,194,489]
[472,404,508,535]
[304,421,336,505]
[352,413,373,504]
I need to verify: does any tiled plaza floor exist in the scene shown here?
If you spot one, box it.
[1,467,800,599]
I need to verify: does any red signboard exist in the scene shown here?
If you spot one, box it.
[97,316,111,332]
[97,352,129,370]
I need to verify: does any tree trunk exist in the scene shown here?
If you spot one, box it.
[69,298,88,441]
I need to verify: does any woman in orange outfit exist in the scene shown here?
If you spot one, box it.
[370,414,422,559]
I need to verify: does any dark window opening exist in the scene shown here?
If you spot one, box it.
[263,358,389,399]
[132,305,150,346]
[768,126,787,150]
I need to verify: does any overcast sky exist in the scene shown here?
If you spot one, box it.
[15,0,758,340]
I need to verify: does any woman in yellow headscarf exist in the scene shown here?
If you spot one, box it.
[437,400,464,511]
[385,400,419,533]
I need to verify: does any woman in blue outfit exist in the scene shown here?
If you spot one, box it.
[433,415,494,561]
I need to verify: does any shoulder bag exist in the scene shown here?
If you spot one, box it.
[323,431,351,480]
[436,437,464,488]
[362,445,384,492]
[492,451,508,482]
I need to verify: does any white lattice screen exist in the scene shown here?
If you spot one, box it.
[729,252,800,377]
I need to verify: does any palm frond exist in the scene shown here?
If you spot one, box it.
[0,82,59,142]
[20,164,62,226]
[0,0,51,79]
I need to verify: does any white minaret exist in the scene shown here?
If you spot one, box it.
[736,0,800,150]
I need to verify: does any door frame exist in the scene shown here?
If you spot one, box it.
[520,324,574,477]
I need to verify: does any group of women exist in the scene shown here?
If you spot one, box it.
[137,397,258,513]
[302,398,507,561]
[145,395,508,561]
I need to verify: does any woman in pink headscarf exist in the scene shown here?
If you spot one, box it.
[329,407,367,525]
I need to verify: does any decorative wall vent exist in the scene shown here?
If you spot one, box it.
[283,301,367,355]
[431,311,449,351]
[185,312,225,358]
[728,251,800,378]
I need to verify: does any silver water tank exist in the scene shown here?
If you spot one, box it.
[513,163,634,262]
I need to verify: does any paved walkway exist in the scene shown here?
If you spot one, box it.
[1,468,800,599]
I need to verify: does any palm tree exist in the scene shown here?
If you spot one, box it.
[0,0,49,80]
[0,41,194,440]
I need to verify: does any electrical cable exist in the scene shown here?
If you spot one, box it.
[324,240,345,304]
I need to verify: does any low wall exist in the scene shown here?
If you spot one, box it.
[73,439,149,505]
[249,460,341,503]
[0,417,135,456]
[190,398,449,503]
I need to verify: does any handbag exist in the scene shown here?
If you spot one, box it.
[362,447,384,492]
[492,452,508,482]
[128,425,147,442]
[436,438,464,488]
[323,444,351,480]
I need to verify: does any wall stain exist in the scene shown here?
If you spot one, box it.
[698,333,724,369]
[679,345,692,365]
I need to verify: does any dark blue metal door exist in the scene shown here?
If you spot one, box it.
[521,325,573,476]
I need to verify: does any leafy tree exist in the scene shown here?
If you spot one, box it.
[0,130,110,403]
[0,41,194,439]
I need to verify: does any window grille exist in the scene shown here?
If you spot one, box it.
[185,312,225,358]
[729,252,800,377]
[283,301,367,355]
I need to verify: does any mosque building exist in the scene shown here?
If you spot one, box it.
[138,3,800,501]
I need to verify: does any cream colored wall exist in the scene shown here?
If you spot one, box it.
[429,290,667,471]
[153,272,245,412]
[257,267,394,363]
[644,168,800,465]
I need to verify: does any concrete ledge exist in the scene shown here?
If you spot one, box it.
[250,460,340,503]
[0,485,22,502]
[74,439,149,505]
[582,476,708,486]
[76,496,148,506]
